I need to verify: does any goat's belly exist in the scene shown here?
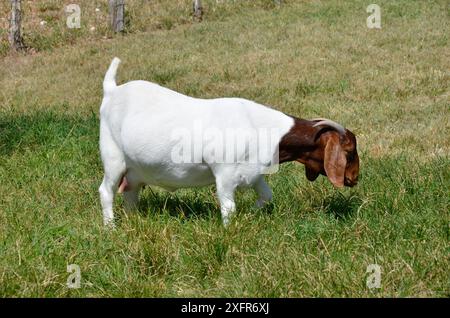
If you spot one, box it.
[129,162,216,191]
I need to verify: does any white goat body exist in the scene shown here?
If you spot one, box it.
[99,58,294,226]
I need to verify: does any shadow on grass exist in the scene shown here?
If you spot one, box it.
[136,187,278,222]
[0,110,98,156]
[137,188,218,221]
[320,191,363,220]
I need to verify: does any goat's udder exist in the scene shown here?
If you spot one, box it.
[117,176,129,193]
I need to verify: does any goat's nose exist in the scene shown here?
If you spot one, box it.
[345,177,357,187]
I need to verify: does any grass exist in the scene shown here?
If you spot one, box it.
[0,0,449,297]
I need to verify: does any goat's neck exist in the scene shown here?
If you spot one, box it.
[278,117,317,164]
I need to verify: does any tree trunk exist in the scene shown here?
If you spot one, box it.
[109,0,125,33]
[9,0,25,51]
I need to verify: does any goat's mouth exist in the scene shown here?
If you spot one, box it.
[344,177,358,187]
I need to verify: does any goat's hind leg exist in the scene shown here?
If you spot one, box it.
[121,171,142,212]
[99,132,126,227]
[254,176,272,208]
[99,171,124,227]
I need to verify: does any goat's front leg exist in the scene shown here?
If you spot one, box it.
[254,176,272,208]
[215,177,237,227]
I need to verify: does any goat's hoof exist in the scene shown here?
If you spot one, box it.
[222,217,230,228]
[255,199,271,208]
[103,219,116,229]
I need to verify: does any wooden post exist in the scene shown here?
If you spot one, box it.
[9,0,26,51]
[193,0,203,22]
[109,0,125,33]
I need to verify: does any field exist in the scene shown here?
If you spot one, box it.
[0,0,448,297]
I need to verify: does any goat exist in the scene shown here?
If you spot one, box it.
[99,58,359,226]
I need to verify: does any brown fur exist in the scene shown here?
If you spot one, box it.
[279,117,359,187]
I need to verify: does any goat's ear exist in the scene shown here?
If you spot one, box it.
[305,165,319,181]
[323,134,346,187]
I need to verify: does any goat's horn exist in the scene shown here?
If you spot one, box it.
[312,118,346,135]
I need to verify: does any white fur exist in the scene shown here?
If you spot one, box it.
[99,58,294,226]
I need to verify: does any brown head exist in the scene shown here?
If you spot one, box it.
[279,117,360,188]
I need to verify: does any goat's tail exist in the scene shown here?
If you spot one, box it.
[103,57,121,94]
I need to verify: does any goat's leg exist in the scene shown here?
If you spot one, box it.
[123,188,140,212]
[121,172,141,212]
[254,176,272,208]
[99,127,126,227]
[99,170,124,227]
[215,177,237,227]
